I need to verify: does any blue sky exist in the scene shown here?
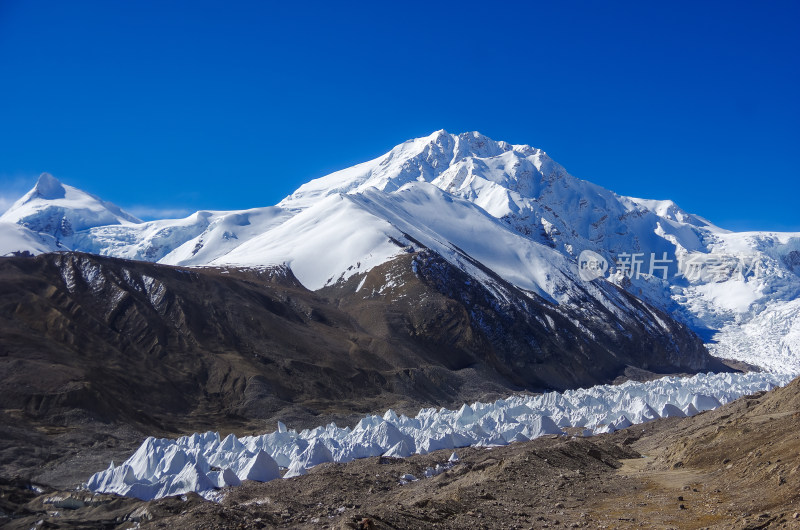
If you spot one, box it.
[1,0,798,230]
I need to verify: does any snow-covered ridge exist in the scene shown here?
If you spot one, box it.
[3,131,800,373]
[86,371,791,501]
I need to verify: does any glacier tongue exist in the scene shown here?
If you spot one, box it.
[85,371,791,501]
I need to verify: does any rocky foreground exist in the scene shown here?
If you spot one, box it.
[3,376,799,529]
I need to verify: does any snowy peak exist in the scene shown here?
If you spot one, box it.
[278,130,564,215]
[31,172,67,200]
[0,172,141,242]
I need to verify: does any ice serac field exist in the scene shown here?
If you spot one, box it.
[1,130,799,503]
[85,372,790,501]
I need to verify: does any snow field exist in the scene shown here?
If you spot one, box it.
[86,371,791,501]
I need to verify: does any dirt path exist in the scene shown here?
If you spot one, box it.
[587,452,800,530]
[587,457,733,528]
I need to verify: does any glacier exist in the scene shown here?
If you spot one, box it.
[85,371,791,501]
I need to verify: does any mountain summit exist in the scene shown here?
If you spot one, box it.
[31,172,67,200]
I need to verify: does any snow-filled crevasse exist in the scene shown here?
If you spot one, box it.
[85,371,791,501]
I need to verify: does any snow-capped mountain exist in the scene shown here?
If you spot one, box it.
[2,131,799,373]
[0,172,141,237]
